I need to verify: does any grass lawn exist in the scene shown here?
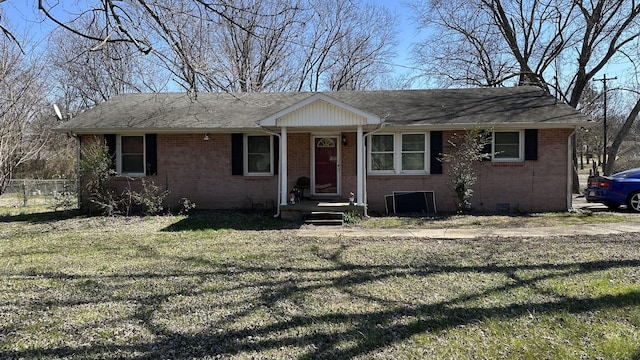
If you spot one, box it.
[1,206,640,359]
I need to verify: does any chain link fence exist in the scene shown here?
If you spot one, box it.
[1,179,78,208]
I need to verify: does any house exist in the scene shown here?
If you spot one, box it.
[56,87,589,215]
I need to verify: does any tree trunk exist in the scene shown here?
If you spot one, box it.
[571,133,581,193]
[604,97,640,175]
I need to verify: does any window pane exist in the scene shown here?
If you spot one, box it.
[248,136,270,153]
[371,153,394,171]
[402,134,424,151]
[402,153,424,171]
[122,136,143,153]
[122,154,144,173]
[372,135,393,152]
[248,154,270,172]
[120,136,144,174]
[495,132,519,144]
[494,132,520,159]
[495,144,520,158]
[247,135,271,173]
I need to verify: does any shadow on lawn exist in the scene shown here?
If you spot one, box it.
[162,210,301,231]
[3,244,640,359]
[0,209,81,223]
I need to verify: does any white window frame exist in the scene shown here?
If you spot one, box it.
[244,134,273,176]
[368,132,430,175]
[492,130,524,162]
[116,135,146,177]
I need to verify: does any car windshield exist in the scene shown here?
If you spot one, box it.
[613,169,640,179]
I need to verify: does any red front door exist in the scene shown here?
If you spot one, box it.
[314,137,338,194]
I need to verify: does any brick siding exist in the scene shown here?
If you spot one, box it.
[81,128,572,213]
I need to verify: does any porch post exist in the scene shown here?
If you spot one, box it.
[356,126,364,205]
[280,127,289,206]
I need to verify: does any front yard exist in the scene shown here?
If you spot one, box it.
[1,207,639,359]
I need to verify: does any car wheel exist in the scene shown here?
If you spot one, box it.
[626,192,640,212]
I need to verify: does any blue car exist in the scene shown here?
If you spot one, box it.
[585,168,640,212]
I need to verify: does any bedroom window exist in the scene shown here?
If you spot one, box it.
[401,134,426,171]
[245,135,273,175]
[369,133,428,174]
[370,134,394,172]
[493,130,523,161]
[117,135,145,176]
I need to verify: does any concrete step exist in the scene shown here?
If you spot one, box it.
[304,211,344,226]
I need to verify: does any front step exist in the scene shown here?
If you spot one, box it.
[304,211,344,226]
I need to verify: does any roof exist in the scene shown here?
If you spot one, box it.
[56,87,589,133]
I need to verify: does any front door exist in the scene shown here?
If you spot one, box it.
[313,137,339,195]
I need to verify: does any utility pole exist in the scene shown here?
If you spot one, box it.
[593,74,617,175]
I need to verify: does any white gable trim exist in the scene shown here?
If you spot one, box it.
[258,93,380,127]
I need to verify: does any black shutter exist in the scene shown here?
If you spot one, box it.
[145,134,158,175]
[231,133,243,175]
[430,131,443,174]
[273,135,279,175]
[104,134,116,170]
[525,129,538,161]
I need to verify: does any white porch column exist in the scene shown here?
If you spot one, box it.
[356,126,364,205]
[280,127,289,206]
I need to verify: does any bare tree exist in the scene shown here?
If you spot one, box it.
[411,0,516,87]
[4,0,398,95]
[325,1,396,90]
[0,35,50,195]
[47,15,165,113]
[202,0,301,92]
[411,0,640,177]
[606,95,640,173]
[293,0,396,91]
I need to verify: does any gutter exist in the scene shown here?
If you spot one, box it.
[567,127,578,211]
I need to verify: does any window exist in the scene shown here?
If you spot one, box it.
[402,134,425,171]
[371,134,394,171]
[245,135,273,175]
[493,130,523,161]
[369,133,428,174]
[118,135,145,175]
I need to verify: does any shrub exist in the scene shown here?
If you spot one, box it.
[177,197,197,215]
[79,137,119,215]
[79,137,169,216]
[126,178,170,215]
[440,128,491,213]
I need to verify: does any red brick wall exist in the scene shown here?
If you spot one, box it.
[156,134,277,209]
[287,133,311,193]
[80,128,572,213]
[341,132,358,199]
[365,129,573,214]
[472,128,572,213]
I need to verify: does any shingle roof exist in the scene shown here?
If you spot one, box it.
[56,87,588,133]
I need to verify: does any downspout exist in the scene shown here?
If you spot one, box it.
[362,123,386,217]
[260,128,282,218]
[76,135,81,208]
[567,127,577,211]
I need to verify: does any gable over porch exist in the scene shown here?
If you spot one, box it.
[258,94,382,207]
